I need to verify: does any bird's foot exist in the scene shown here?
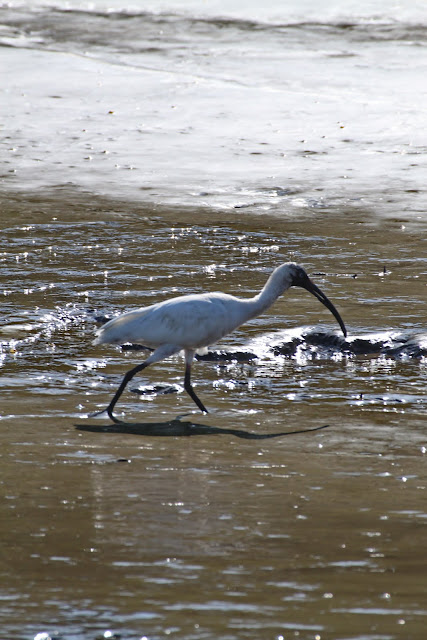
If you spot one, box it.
[88,408,108,419]
[88,407,104,417]
[88,407,125,425]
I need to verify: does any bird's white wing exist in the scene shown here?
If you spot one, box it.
[94,293,243,349]
[94,305,154,345]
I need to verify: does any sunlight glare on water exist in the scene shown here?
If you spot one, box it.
[1,0,427,217]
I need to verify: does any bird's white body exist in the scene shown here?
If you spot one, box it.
[94,264,295,352]
[95,293,251,350]
[92,263,346,421]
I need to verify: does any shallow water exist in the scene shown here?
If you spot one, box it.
[1,1,427,639]
[0,191,426,640]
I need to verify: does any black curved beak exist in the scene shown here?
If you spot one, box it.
[301,278,347,338]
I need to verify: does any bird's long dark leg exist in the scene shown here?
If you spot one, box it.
[93,362,150,423]
[91,344,183,423]
[184,360,208,414]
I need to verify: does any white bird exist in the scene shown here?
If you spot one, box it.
[93,263,346,423]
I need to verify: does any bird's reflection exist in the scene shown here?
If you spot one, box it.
[77,419,329,439]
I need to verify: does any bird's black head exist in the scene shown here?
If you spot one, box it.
[288,263,347,338]
[287,263,312,288]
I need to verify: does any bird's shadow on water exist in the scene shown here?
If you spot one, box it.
[76,418,330,440]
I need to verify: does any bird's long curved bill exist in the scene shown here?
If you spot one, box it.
[304,279,347,338]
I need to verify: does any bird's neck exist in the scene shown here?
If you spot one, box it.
[246,269,291,318]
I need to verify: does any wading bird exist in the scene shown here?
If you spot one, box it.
[92,263,346,423]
